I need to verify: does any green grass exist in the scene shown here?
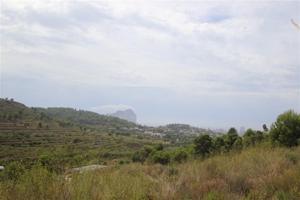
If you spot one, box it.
[1,146,299,200]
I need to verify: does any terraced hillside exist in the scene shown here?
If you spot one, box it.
[0,99,165,169]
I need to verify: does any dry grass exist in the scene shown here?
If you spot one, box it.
[1,146,300,200]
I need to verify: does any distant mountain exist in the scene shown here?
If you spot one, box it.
[110,109,137,123]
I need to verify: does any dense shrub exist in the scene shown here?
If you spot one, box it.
[243,129,256,146]
[233,136,243,150]
[150,151,170,165]
[72,138,82,143]
[213,136,226,153]
[39,154,66,173]
[132,150,148,163]
[154,143,164,151]
[144,146,155,155]
[194,134,213,156]
[243,129,264,147]
[132,146,154,163]
[172,149,188,163]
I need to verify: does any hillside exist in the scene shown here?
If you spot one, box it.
[0,98,45,124]
[0,98,138,133]
[36,107,138,132]
[39,107,136,127]
[0,98,164,168]
[0,98,217,144]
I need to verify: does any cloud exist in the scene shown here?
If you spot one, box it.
[1,1,299,127]
[1,1,299,91]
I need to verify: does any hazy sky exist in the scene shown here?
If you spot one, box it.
[1,0,300,129]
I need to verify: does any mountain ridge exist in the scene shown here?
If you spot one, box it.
[109,109,137,123]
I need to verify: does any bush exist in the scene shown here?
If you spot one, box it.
[39,154,65,173]
[154,143,164,151]
[72,138,82,143]
[132,146,155,163]
[173,149,188,163]
[151,151,170,165]
[213,136,226,153]
[243,129,256,146]
[270,110,300,147]
[194,134,213,156]
[1,161,25,181]
[243,129,264,147]
[144,146,154,155]
[233,136,243,150]
[132,150,148,163]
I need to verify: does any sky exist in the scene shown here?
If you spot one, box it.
[1,0,300,129]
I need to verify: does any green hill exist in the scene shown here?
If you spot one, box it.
[0,98,138,131]
[0,98,164,168]
[0,98,40,123]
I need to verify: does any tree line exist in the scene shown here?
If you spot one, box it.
[132,110,300,165]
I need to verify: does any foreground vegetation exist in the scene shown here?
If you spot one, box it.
[1,146,300,200]
[130,110,300,166]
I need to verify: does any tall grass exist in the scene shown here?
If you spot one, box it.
[1,146,300,200]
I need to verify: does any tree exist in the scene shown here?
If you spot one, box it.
[225,127,238,151]
[154,143,164,151]
[213,136,225,153]
[262,124,268,132]
[228,127,238,135]
[151,151,170,165]
[255,130,264,142]
[243,129,256,146]
[270,110,300,147]
[72,138,82,143]
[194,134,213,156]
